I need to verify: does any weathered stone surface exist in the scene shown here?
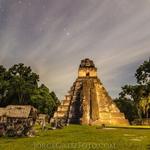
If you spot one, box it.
[52,58,129,125]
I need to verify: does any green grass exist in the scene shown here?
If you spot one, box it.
[0,125,150,150]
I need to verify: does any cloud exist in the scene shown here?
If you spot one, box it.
[0,0,150,99]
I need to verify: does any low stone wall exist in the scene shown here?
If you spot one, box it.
[142,119,150,125]
[132,118,150,125]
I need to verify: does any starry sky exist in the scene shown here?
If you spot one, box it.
[0,0,150,100]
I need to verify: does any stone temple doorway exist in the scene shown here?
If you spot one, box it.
[86,72,90,77]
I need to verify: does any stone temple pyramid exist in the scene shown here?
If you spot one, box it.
[52,58,129,125]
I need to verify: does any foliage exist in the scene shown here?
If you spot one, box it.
[7,63,39,104]
[135,58,150,85]
[0,65,9,106]
[117,58,150,120]
[0,63,59,117]
[139,96,150,118]
[114,98,138,122]
[30,84,59,116]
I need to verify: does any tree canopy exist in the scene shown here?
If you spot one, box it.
[0,63,59,117]
[114,58,150,121]
[135,58,150,85]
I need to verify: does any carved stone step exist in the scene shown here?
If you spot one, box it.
[57,105,69,111]
[51,58,129,126]
[53,111,67,118]
[63,100,70,106]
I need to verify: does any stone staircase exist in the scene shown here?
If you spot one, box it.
[51,58,129,126]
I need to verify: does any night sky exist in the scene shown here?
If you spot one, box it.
[0,0,150,99]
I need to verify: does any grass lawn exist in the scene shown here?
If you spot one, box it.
[0,125,150,150]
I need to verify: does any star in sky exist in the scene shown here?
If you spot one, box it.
[0,0,150,99]
[66,32,70,36]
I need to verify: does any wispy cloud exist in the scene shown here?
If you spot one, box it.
[0,0,150,99]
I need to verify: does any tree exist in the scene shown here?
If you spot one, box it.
[50,91,60,115]
[0,65,9,106]
[119,84,145,119]
[114,98,138,122]
[30,84,59,117]
[7,63,39,104]
[139,97,150,118]
[117,58,150,120]
[0,63,60,118]
[135,58,150,85]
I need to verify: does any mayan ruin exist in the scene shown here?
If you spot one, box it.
[52,58,129,126]
[0,105,37,137]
